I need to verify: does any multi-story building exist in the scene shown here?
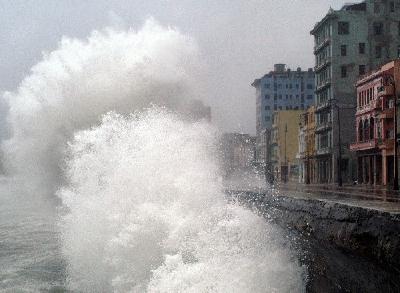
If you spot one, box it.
[310,0,400,184]
[220,133,256,177]
[350,60,400,187]
[270,110,303,182]
[252,64,315,163]
[297,106,316,184]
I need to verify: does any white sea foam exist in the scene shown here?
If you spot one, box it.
[2,19,198,194]
[59,110,305,292]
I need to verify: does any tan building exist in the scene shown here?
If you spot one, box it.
[270,110,303,182]
[297,106,317,183]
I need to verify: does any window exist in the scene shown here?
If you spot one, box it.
[307,84,313,89]
[265,106,270,110]
[279,106,282,110]
[398,22,400,36]
[341,65,347,78]
[278,94,282,99]
[265,95,270,99]
[296,95,299,99]
[286,95,289,99]
[264,83,270,88]
[301,104,304,110]
[265,116,270,121]
[376,46,382,58]
[290,95,293,99]
[373,22,383,35]
[274,105,277,110]
[296,84,299,89]
[286,106,290,110]
[274,94,277,100]
[341,45,347,56]
[398,45,400,58]
[374,3,380,13]
[307,95,313,100]
[390,1,395,12]
[359,65,366,76]
[338,22,349,35]
[359,43,365,54]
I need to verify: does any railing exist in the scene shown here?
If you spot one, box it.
[314,37,331,53]
[379,108,394,119]
[316,147,332,156]
[378,138,395,149]
[356,99,381,114]
[315,121,332,133]
[350,139,377,151]
[316,78,331,92]
[314,57,331,72]
[377,85,394,97]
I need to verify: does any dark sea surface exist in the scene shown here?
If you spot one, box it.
[0,179,66,292]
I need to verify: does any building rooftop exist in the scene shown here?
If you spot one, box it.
[310,1,366,34]
[251,64,314,87]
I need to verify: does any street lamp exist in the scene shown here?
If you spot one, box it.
[284,123,288,183]
[393,90,399,190]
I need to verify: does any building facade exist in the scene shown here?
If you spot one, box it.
[310,0,400,184]
[297,106,317,184]
[270,110,303,182]
[220,133,256,177]
[252,64,315,163]
[350,60,400,186]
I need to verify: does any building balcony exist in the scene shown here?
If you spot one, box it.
[314,38,331,53]
[316,147,332,156]
[314,57,331,73]
[356,99,381,115]
[315,78,331,93]
[350,139,378,151]
[315,121,332,133]
[315,101,331,112]
[377,85,394,97]
[379,108,394,119]
[378,138,394,150]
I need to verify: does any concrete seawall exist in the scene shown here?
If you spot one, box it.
[228,190,400,292]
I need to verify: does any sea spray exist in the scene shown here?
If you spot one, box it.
[2,18,306,292]
[1,19,198,195]
[58,109,305,292]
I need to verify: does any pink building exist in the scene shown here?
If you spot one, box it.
[350,60,400,186]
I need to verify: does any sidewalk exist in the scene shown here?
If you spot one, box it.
[275,181,400,214]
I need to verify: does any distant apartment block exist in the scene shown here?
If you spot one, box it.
[220,133,256,177]
[310,0,400,184]
[350,60,400,186]
[252,64,315,163]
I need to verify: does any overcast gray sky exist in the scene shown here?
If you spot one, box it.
[0,0,349,134]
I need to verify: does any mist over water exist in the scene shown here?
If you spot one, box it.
[1,20,305,292]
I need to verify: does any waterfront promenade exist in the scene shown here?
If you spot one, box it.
[276,182,400,214]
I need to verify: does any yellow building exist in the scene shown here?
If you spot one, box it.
[270,110,303,182]
[298,106,316,183]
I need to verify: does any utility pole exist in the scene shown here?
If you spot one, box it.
[393,90,399,190]
[337,105,343,187]
[330,99,355,187]
[284,123,288,183]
